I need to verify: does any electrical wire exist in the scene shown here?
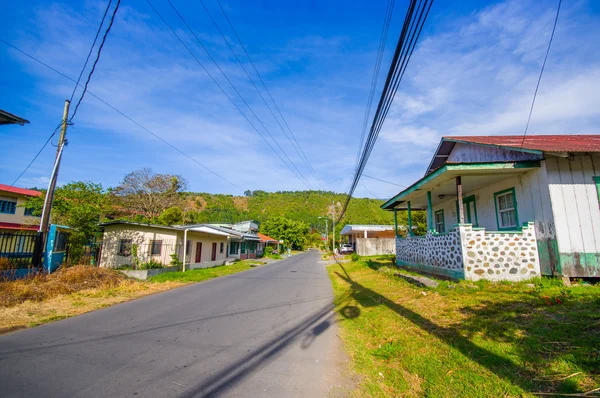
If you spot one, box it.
[197,0,326,191]
[1,39,244,192]
[10,122,62,186]
[520,0,561,148]
[70,0,121,122]
[69,0,113,104]
[214,0,326,190]
[355,0,396,169]
[148,0,311,189]
[339,0,433,222]
[362,173,406,187]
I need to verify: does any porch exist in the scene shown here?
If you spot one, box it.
[382,162,543,281]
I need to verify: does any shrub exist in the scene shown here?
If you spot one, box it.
[350,253,361,262]
[264,246,274,255]
[139,260,163,270]
[170,253,182,267]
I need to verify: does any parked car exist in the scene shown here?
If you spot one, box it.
[340,244,354,254]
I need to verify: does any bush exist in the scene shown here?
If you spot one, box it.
[170,253,182,267]
[139,260,163,270]
[350,253,361,262]
[264,246,274,255]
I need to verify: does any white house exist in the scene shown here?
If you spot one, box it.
[99,221,237,269]
[381,135,600,281]
[340,225,396,256]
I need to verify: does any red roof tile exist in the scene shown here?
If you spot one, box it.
[0,184,42,197]
[257,232,277,243]
[443,135,600,153]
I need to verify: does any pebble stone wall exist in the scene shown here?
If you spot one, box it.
[395,222,541,281]
[396,229,463,271]
[461,222,541,281]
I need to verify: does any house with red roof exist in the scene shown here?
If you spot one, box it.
[0,184,42,232]
[257,232,278,255]
[381,135,600,281]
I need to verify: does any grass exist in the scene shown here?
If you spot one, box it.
[327,258,600,397]
[0,260,263,334]
[148,260,260,283]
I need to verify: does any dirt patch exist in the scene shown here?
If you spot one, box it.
[232,196,248,211]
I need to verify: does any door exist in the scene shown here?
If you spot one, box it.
[211,242,217,261]
[195,242,202,263]
[457,195,478,226]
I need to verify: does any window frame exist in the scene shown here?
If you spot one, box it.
[220,242,224,254]
[118,239,132,257]
[24,207,36,216]
[494,187,519,231]
[594,176,600,205]
[434,209,445,233]
[150,240,162,256]
[54,231,68,251]
[0,200,17,214]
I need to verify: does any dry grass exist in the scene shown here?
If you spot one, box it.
[0,266,183,334]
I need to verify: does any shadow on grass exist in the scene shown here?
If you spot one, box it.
[334,261,600,394]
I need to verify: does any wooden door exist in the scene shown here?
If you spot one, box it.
[195,242,202,263]
[211,242,217,261]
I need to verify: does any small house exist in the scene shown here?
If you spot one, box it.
[340,225,396,256]
[381,135,600,281]
[99,221,237,269]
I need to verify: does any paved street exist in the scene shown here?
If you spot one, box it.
[0,250,348,397]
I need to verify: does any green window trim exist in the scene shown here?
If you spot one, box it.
[594,176,600,205]
[494,187,519,231]
[434,209,445,233]
[455,195,478,227]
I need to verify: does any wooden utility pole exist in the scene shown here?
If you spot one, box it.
[332,200,335,255]
[33,100,70,267]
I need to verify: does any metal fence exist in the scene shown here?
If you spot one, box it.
[67,243,103,266]
[0,231,40,269]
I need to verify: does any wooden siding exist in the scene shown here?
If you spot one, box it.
[447,142,543,163]
[546,155,600,276]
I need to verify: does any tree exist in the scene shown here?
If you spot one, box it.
[25,182,108,261]
[112,168,188,218]
[260,216,310,250]
[158,206,183,225]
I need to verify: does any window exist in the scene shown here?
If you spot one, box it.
[186,240,191,254]
[434,210,445,233]
[0,200,17,214]
[150,240,162,255]
[24,207,36,216]
[241,242,246,254]
[229,241,239,255]
[220,242,224,253]
[54,231,68,251]
[118,239,132,256]
[494,188,519,230]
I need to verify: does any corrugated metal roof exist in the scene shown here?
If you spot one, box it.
[257,232,277,242]
[340,225,394,235]
[0,109,30,126]
[444,135,600,153]
[0,184,42,197]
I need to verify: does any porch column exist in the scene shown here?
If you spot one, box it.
[393,208,398,237]
[407,201,413,237]
[364,230,367,238]
[456,176,465,224]
[427,191,433,232]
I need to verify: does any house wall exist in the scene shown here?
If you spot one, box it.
[545,155,600,277]
[185,231,230,269]
[355,238,396,256]
[431,165,557,275]
[100,225,179,268]
[447,143,543,163]
[0,193,40,227]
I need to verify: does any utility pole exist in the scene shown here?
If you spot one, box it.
[33,100,70,267]
[332,200,335,255]
[318,216,328,251]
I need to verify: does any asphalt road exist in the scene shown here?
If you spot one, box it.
[0,250,348,397]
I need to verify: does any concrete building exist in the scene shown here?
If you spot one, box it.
[382,135,600,281]
[340,225,396,256]
[0,184,41,232]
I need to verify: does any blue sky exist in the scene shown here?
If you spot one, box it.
[2,0,600,198]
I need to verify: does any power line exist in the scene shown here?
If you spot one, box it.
[69,0,113,104]
[355,0,396,169]
[339,0,433,222]
[362,173,406,188]
[10,123,62,187]
[214,0,327,190]
[148,0,311,189]
[70,0,121,122]
[520,0,561,148]
[1,39,244,192]
[197,0,326,190]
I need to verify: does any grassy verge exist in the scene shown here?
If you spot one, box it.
[327,258,600,397]
[0,260,264,333]
[148,260,260,283]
